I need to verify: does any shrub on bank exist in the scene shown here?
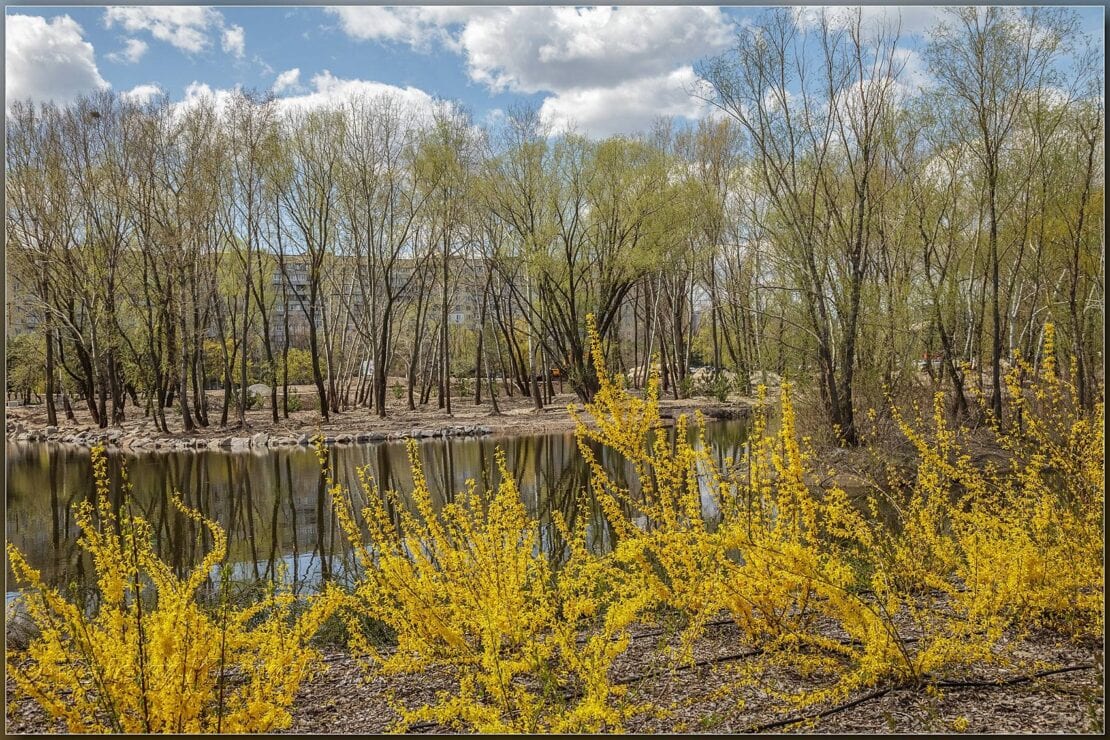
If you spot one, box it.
[326,435,648,732]
[6,446,342,733]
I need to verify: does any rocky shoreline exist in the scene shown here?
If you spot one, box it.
[4,397,752,455]
[4,421,498,454]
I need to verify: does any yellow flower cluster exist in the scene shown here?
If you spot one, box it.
[6,445,342,733]
[324,428,649,733]
[879,341,1104,671]
[574,331,914,706]
[1041,322,1057,380]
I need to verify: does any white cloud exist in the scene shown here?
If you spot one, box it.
[273,68,301,94]
[221,24,245,58]
[104,6,244,57]
[174,71,441,126]
[465,6,734,94]
[326,6,486,50]
[121,83,163,105]
[328,6,736,136]
[275,71,439,119]
[892,47,930,93]
[332,6,734,94]
[5,14,110,110]
[540,66,710,138]
[761,87,800,116]
[104,6,219,53]
[482,107,507,128]
[791,6,947,37]
[255,56,275,77]
[326,6,435,48]
[106,37,148,64]
[178,80,239,116]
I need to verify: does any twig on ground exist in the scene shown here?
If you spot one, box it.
[741,663,1098,733]
[932,663,1096,689]
[743,686,895,733]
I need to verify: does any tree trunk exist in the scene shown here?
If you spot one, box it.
[43,322,57,427]
[307,304,329,422]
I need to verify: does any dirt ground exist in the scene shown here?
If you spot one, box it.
[5,384,754,444]
[283,621,1103,734]
[5,618,1101,734]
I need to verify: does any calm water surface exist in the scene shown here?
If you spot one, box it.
[6,421,749,600]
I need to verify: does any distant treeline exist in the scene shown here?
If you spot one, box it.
[6,7,1102,444]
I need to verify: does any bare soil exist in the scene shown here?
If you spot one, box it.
[5,619,1101,734]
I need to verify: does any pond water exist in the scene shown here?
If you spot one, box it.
[6,420,750,601]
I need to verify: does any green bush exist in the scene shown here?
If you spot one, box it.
[696,372,734,403]
[280,349,315,385]
[286,389,304,412]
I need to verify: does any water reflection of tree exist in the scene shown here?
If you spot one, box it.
[534,433,590,566]
[315,448,333,582]
[265,454,282,584]
[285,456,300,589]
[9,422,752,599]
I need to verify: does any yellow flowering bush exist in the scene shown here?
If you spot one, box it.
[570,315,1103,710]
[573,319,913,706]
[326,437,647,733]
[889,325,1104,643]
[6,445,341,733]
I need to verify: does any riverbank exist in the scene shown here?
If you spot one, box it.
[4,387,756,453]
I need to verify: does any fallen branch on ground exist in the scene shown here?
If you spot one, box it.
[741,663,1098,733]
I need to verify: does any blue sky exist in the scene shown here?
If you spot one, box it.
[5,5,1104,136]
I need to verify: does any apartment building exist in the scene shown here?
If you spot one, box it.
[267,254,488,349]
